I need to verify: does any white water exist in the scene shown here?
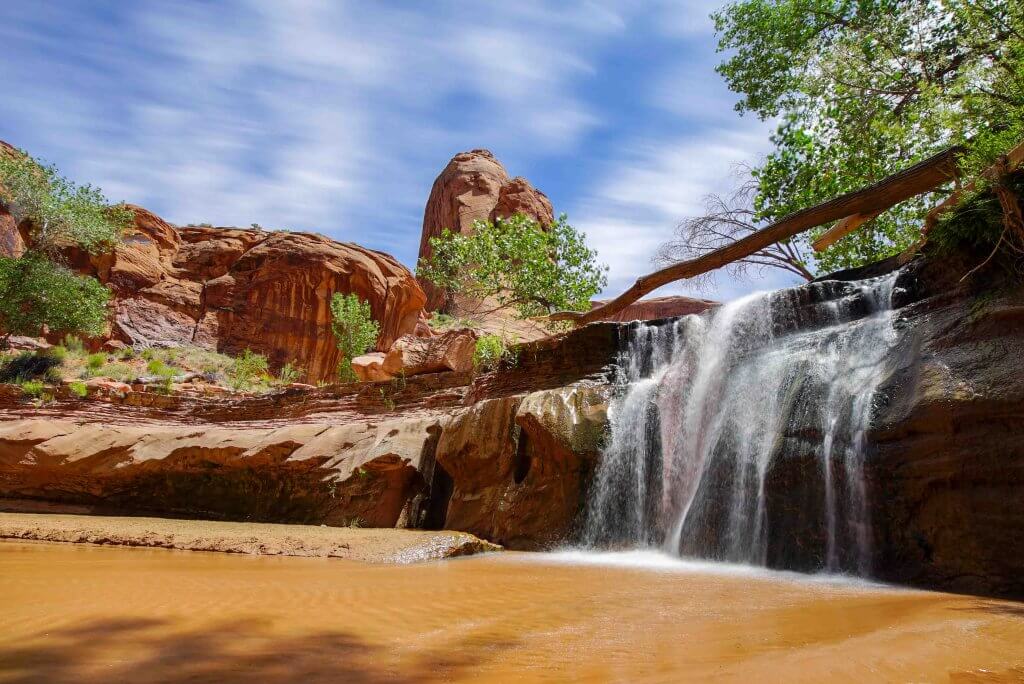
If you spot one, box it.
[582,274,901,576]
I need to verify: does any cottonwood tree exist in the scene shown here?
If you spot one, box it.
[712,0,1024,273]
[0,149,131,343]
[417,213,608,319]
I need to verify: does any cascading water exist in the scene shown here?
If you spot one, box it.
[581,273,901,575]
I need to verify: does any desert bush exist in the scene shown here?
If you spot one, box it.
[472,334,517,373]
[0,350,63,383]
[330,293,380,383]
[229,349,270,391]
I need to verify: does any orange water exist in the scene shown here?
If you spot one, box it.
[2,542,1023,683]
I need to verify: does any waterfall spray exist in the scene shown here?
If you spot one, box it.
[582,273,900,575]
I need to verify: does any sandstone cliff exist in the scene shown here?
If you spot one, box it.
[63,206,426,382]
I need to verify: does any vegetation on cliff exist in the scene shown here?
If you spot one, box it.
[417,213,608,319]
[663,0,1024,284]
[0,149,132,341]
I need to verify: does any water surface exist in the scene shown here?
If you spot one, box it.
[2,541,1023,682]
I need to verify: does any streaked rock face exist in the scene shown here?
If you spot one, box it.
[64,206,426,382]
[436,384,611,550]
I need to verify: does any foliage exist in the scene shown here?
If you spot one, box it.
[19,380,47,399]
[472,333,518,373]
[228,349,270,391]
[425,312,475,331]
[712,0,1024,274]
[0,149,133,255]
[927,173,1024,279]
[0,350,62,383]
[68,380,88,398]
[417,213,608,318]
[62,335,85,354]
[330,293,380,383]
[0,252,111,339]
[276,361,303,384]
[145,358,177,394]
[86,353,105,372]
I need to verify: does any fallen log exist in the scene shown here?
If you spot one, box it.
[550,147,962,325]
[811,210,882,252]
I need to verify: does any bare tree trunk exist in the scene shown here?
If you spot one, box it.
[550,147,962,325]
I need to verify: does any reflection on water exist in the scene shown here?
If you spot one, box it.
[2,541,1024,683]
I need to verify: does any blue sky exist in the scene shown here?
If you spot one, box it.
[0,1,803,300]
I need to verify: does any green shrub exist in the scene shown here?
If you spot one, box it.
[229,349,269,391]
[146,358,173,376]
[19,380,46,398]
[86,353,106,371]
[141,348,156,361]
[0,350,63,383]
[47,345,68,363]
[0,253,111,340]
[472,334,517,373]
[277,362,302,384]
[68,381,88,398]
[99,362,133,382]
[330,293,380,383]
[62,335,85,354]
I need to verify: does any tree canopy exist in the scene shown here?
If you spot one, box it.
[0,251,111,339]
[0,149,133,254]
[0,148,129,341]
[417,213,608,319]
[699,0,1024,277]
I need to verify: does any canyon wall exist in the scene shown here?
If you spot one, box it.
[65,206,426,382]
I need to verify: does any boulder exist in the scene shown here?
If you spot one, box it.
[0,415,445,530]
[351,352,394,382]
[382,328,478,377]
[435,384,610,549]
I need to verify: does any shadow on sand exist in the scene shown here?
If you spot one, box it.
[0,616,521,683]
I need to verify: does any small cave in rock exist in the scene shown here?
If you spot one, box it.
[420,425,454,531]
[513,429,532,485]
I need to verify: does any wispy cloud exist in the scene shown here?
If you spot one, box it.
[0,0,792,301]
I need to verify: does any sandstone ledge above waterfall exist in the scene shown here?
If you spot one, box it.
[0,512,500,562]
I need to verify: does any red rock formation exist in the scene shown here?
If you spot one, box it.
[66,207,425,382]
[382,328,478,377]
[418,149,553,312]
[591,295,717,322]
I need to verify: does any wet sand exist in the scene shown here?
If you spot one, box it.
[2,542,1024,683]
[0,512,499,563]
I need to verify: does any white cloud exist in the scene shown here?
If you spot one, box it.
[570,123,804,302]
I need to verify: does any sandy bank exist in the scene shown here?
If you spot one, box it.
[0,512,501,562]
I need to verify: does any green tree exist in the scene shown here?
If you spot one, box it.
[0,252,111,341]
[416,213,608,319]
[711,0,1024,274]
[330,293,380,383]
[0,150,132,254]
[0,148,130,342]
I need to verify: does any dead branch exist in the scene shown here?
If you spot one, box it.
[551,146,962,325]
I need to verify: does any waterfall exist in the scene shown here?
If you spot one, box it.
[581,273,900,575]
